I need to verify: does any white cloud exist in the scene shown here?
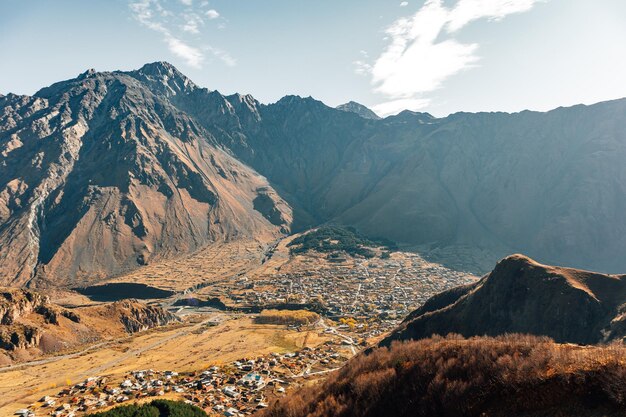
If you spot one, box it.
[364,0,544,116]
[206,9,220,19]
[354,60,372,76]
[129,0,233,68]
[166,37,204,68]
[182,12,203,33]
[447,0,540,32]
[400,1,409,6]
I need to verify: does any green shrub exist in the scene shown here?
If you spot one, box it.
[288,226,395,258]
[88,400,207,417]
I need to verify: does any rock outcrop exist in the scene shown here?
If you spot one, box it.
[0,288,81,350]
[112,299,179,333]
[0,287,176,354]
[0,323,42,350]
[1,288,49,325]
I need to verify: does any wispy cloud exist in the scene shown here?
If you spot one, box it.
[362,0,544,116]
[400,2,409,7]
[166,37,204,67]
[129,0,233,68]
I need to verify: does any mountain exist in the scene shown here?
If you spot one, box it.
[222,97,626,274]
[2,62,626,287]
[335,101,381,120]
[382,255,626,345]
[0,62,291,287]
[260,334,626,417]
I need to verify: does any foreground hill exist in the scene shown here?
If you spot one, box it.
[383,255,626,346]
[0,63,290,287]
[261,334,626,417]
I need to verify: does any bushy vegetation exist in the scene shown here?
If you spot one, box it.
[88,400,207,417]
[288,226,396,258]
[255,309,320,326]
[260,334,626,417]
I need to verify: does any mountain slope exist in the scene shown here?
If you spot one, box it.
[213,95,626,273]
[382,255,626,345]
[260,335,626,417]
[0,63,291,287]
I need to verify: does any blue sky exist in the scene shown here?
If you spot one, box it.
[1,0,625,116]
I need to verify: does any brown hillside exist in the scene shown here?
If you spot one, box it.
[0,287,177,363]
[383,254,626,346]
[0,62,291,287]
[260,334,626,417]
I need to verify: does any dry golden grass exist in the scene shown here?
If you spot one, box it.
[256,309,320,326]
[261,334,626,417]
[104,238,275,292]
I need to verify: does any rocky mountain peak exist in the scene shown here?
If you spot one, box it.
[77,68,97,79]
[490,253,539,277]
[129,61,198,97]
[336,101,381,120]
[275,95,324,108]
[0,63,292,287]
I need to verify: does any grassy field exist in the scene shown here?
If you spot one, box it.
[101,238,274,292]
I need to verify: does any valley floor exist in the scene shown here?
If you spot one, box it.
[1,233,478,416]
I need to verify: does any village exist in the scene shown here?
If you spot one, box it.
[201,252,477,337]
[16,332,353,417]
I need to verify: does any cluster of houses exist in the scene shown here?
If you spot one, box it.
[206,253,476,338]
[15,251,477,417]
[19,343,350,417]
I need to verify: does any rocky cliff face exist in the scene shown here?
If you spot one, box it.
[1,288,49,325]
[382,255,626,345]
[0,288,177,353]
[113,299,178,333]
[0,288,81,350]
[0,288,79,325]
[0,62,291,287]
